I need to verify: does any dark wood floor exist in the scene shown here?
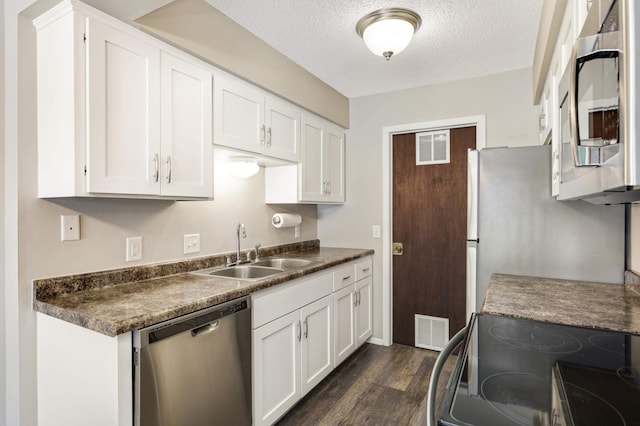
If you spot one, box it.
[276,343,457,425]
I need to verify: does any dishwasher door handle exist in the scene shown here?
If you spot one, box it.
[191,320,220,337]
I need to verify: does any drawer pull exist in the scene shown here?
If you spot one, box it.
[342,275,352,281]
[361,267,370,273]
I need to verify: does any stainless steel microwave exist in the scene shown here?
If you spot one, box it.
[558,0,640,204]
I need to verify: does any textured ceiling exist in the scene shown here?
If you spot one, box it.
[205,0,543,98]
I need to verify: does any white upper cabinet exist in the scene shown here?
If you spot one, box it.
[300,113,345,203]
[159,53,213,198]
[85,18,161,195]
[264,112,345,204]
[214,76,300,162]
[35,2,213,199]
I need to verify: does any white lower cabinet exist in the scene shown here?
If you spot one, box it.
[333,269,373,367]
[252,271,334,426]
[252,256,372,425]
[252,295,333,426]
[252,310,301,426]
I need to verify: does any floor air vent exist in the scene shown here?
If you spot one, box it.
[415,314,449,351]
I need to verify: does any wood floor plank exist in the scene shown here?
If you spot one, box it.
[276,343,457,426]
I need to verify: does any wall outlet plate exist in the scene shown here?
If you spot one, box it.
[126,237,142,262]
[60,215,80,241]
[372,225,381,239]
[184,234,200,254]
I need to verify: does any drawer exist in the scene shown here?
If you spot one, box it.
[355,257,372,280]
[252,272,332,329]
[333,263,356,291]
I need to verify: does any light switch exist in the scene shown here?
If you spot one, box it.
[60,215,80,241]
[126,237,143,262]
[372,225,381,239]
[184,234,200,254]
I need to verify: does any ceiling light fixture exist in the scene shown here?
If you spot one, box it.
[356,8,422,61]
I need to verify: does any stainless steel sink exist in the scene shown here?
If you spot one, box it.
[192,265,283,280]
[252,258,315,270]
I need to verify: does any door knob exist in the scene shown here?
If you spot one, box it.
[392,242,403,255]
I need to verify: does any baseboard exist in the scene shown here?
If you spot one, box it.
[366,337,386,346]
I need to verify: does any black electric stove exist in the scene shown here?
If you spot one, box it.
[438,314,640,426]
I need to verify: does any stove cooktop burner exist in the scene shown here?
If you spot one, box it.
[588,334,627,355]
[488,323,582,354]
[617,366,640,390]
[480,372,548,426]
[561,382,626,425]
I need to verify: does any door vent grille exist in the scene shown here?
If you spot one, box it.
[416,129,450,165]
[415,314,449,351]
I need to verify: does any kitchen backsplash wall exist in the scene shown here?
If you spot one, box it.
[21,168,317,280]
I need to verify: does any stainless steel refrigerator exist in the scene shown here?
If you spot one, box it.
[467,145,625,313]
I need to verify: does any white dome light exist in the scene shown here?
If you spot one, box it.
[356,8,421,60]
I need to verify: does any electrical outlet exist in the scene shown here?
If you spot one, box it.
[126,237,142,262]
[372,225,381,239]
[184,234,200,254]
[60,215,80,241]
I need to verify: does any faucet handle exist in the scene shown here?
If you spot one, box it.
[254,244,261,261]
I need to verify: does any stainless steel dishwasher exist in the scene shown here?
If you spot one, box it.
[133,297,251,426]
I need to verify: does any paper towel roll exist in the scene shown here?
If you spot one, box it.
[272,213,302,228]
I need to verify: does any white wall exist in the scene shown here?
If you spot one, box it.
[9,8,317,426]
[318,68,539,341]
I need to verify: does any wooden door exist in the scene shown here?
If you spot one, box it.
[392,127,475,346]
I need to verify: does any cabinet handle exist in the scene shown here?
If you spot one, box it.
[153,153,160,182]
[166,156,172,183]
[358,290,362,306]
[342,275,351,281]
[362,267,370,273]
[296,320,301,342]
[260,125,266,145]
[267,127,272,147]
[304,318,308,339]
[327,180,332,195]
[353,292,358,307]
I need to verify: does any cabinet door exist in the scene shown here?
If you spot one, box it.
[300,295,333,396]
[214,76,263,154]
[325,124,345,203]
[159,53,213,198]
[333,285,356,367]
[265,97,300,162]
[252,311,300,426]
[355,276,373,347]
[86,18,161,195]
[300,114,326,201]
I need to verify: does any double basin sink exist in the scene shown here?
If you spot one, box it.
[192,257,317,280]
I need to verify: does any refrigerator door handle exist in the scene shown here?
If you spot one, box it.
[467,149,479,241]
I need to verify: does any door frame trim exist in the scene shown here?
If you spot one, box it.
[381,115,486,346]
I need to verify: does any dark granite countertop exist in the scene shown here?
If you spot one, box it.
[33,240,374,336]
[482,273,640,335]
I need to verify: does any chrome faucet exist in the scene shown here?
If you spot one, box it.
[236,222,247,264]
